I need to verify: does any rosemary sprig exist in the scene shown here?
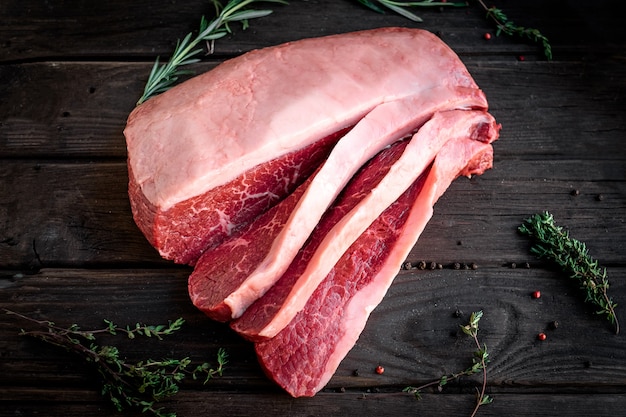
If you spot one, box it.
[356,0,467,22]
[5,309,227,417]
[137,0,288,105]
[519,212,619,334]
[404,311,492,416]
[477,0,552,60]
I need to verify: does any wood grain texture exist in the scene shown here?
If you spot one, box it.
[1,0,625,416]
[1,267,625,416]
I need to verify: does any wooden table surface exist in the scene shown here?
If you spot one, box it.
[1,1,625,416]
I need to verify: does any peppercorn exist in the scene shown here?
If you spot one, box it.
[375,365,384,375]
[537,332,547,341]
[532,290,541,299]
[483,32,492,40]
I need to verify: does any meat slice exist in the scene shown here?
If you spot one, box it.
[254,122,499,398]
[124,27,487,265]
[189,133,410,321]
[231,110,499,341]
[129,132,342,265]
[188,168,321,322]
[206,91,486,320]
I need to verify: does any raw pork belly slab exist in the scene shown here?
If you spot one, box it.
[255,116,500,398]
[124,27,487,265]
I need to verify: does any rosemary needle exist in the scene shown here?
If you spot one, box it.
[137,0,288,105]
[519,212,619,334]
[356,0,467,23]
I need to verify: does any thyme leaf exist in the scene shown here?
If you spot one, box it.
[477,0,552,60]
[137,0,288,105]
[519,212,619,334]
[5,309,227,417]
[404,311,492,416]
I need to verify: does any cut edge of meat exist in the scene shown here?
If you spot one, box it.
[309,141,496,396]
[222,87,488,319]
[254,126,498,398]
[231,109,498,341]
[188,169,320,322]
[128,130,342,265]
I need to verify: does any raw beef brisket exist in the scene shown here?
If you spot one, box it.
[255,117,499,397]
[124,27,486,265]
[231,110,498,341]
[124,27,501,398]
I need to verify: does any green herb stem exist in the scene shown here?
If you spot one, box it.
[404,311,492,415]
[476,0,552,60]
[5,309,227,417]
[519,212,619,334]
[137,0,288,105]
[356,0,467,22]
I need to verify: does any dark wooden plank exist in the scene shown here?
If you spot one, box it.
[2,58,625,159]
[4,0,611,63]
[0,161,163,269]
[0,62,147,158]
[2,390,626,417]
[2,267,625,386]
[2,389,626,417]
[1,158,623,268]
[1,158,624,268]
[1,267,625,416]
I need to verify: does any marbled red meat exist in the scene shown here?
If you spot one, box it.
[124,27,486,265]
[188,169,320,322]
[229,138,409,335]
[128,132,341,265]
[231,110,498,341]
[124,27,501,398]
[255,122,499,397]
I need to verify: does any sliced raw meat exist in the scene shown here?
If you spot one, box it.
[189,137,409,322]
[254,126,499,398]
[208,91,486,320]
[188,169,321,322]
[231,110,499,340]
[124,27,487,264]
[128,131,341,265]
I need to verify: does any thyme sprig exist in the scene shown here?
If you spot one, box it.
[519,212,619,334]
[356,0,467,22]
[477,0,552,60]
[137,0,288,105]
[404,311,492,416]
[5,309,227,417]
